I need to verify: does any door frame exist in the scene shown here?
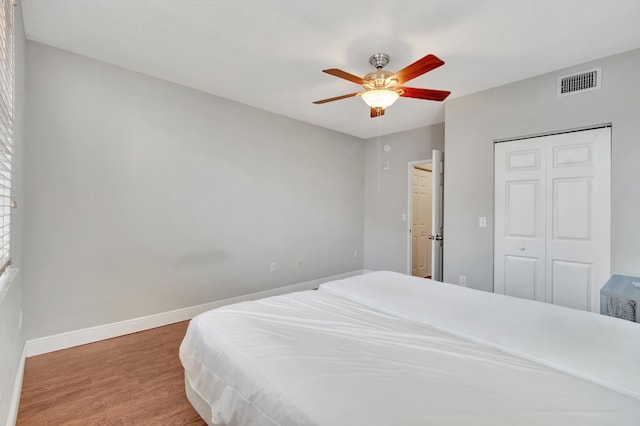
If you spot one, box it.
[406,159,433,275]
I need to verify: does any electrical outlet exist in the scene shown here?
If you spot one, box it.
[297,259,302,269]
[270,262,276,272]
[459,276,467,287]
[353,250,358,258]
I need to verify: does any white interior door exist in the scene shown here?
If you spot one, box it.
[411,167,432,277]
[494,127,611,312]
[430,149,444,281]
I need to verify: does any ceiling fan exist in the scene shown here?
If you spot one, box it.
[313,53,451,118]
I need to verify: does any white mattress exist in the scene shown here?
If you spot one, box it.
[180,271,640,426]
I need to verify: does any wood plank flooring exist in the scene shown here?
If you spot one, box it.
[16,321,207,425]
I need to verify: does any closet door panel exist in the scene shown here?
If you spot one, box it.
[552,178,592,241]
[494,141,546,301]
[545,128,610,312]
[551,259,591,310]
[504,255,540,300]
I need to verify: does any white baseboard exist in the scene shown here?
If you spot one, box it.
[25,270,365,357]
[6,344,25,426]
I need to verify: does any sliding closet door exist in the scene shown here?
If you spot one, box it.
[494,127,610,312]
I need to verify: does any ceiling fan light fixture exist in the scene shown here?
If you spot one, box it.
[314,53,449,117]
[361,89,399,109]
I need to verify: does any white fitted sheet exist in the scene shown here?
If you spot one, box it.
[180,272,640,426]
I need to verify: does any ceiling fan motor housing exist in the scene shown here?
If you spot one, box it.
[364,54,399,91]
[363,69,398,91]
[369,53,390,69]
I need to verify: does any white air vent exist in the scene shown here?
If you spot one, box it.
[557,67,601,97]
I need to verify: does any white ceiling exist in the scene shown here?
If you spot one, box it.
[21,0,640,139]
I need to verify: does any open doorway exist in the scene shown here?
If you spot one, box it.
[408,161,433,278]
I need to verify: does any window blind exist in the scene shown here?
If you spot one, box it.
[0,0,13,277]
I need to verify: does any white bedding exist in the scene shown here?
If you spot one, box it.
[320,271,640,400]
[180,271,640,426]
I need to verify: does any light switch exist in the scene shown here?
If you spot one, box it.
[401,213,407,222]
[479,217,487,228]
[383,161,391,171]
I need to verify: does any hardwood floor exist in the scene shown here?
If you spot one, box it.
[16,321,206,425]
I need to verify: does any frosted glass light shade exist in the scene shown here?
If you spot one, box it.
[361,90,399,109]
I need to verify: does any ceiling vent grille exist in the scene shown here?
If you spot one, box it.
[557,67,601,97]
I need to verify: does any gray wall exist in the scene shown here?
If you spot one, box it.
[23,42,364,339]
[444,48,640,291]
[364,124,444,272]
[0,3,25,424]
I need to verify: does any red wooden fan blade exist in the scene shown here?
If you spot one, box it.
[313,92,360,104]
[400,87,451,102]
[370,107,385,118]
[391,54,445,85]
[322,69,365,85]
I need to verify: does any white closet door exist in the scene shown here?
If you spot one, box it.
[544,128,610,312]
[494,140,547,302]
[494,127,610,312]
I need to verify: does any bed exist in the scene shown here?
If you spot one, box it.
[179,271,640,425]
